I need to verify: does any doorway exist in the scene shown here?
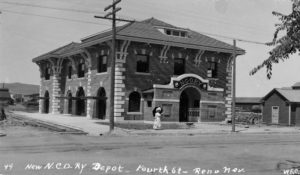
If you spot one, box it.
[76,87,86,116]
[96,87,106,119]
[43,91,50,114]
[179,87,201,122]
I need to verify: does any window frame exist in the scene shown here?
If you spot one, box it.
[45,67,51,80]
[207,61,218,78]
[97,55,108,73]
[174,58,185,75]
[77,62,85,78]
[136,54,150,73]
[67,65,72,79]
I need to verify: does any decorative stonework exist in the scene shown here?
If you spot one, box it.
[113,40,130,120]
[194,50,205,67]
[224,55,234,121]
[81,49,92,118]
[159,45,170,63]
[48,58,63,114]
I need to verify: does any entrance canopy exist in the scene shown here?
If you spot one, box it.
[153,73,223,92]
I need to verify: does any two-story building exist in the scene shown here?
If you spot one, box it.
[32,18,245,122]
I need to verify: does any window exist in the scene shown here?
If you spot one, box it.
[97,55,107,73]
[166,29,171,35]
[208,105,217,118]
[77,62,85,78]
[207,61,218,78]
[147,101,152,107]
[136,55,149,73]
[45,67,50,80]
[180,32,186,37]
[67,66,72,79]
[128,92,141,112]
[174,58,185,75]
[173,30,180,36]
[163,29,187,38]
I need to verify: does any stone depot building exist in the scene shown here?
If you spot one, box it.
[33,18,245,122]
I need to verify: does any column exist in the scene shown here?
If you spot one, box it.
[86,67,92,118]
[224,62,233,122]
[114,62,126,121]
[52,73,61,114]
[39,79,43,113]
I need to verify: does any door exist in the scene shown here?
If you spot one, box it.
[271,106,279,124]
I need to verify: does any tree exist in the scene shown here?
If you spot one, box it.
[250,0,300,79]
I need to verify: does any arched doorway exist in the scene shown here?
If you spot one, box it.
[96,87,106,119]
[67,92,72,114]
[179,87,201,122]
[76,87,86,116]
[43,91,50,114]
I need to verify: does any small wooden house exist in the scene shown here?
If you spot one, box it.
[262,83,300,126]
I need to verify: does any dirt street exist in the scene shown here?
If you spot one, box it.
[1,120,300,175]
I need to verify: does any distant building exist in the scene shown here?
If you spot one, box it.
[32,18,245,122]
[0,88,12,106]
[235,97,262,113]
[262,82,300,126]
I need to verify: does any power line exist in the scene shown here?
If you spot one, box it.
[0,1,104,15]
[197,30,267,45]
[1,9,111,26]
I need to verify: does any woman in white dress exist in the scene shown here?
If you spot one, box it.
[153,107,163,130]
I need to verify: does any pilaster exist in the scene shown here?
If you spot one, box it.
[113,40,130,121]
[52,73,61,114]
[224,56,233,122]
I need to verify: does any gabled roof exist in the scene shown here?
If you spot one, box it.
[32,42,79,62]
[262,88,300,103]
[80,18,245,54]
[236,97,262,104]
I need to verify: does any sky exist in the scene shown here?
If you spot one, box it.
[0,0,299,97]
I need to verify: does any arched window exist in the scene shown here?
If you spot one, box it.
[128,92,141,112]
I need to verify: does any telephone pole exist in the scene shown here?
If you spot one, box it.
[232,39,237,132]
[95,0,134,132]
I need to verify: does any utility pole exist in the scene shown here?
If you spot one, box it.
[232,39,237,132]
[95,0,134,133]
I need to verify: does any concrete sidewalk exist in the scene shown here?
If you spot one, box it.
[11,111,129,136]
[10,111,300,136]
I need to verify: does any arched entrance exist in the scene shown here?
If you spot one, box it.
[43,91,50,114]
[179,87,201,122]
[67,92,72,114]
[96,87,106,119]
[76,87,86,116]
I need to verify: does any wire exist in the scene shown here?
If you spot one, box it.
[0,1,104,15]
[197,31,267,45]
[1,9,111,26]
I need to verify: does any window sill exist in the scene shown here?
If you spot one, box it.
[135,72,151,75]
[76,77,86,80]
[207,78,218,80]
[96,72,108,75]
[127,112,142,115]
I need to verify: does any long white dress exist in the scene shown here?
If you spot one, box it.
[153,112,161,130]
